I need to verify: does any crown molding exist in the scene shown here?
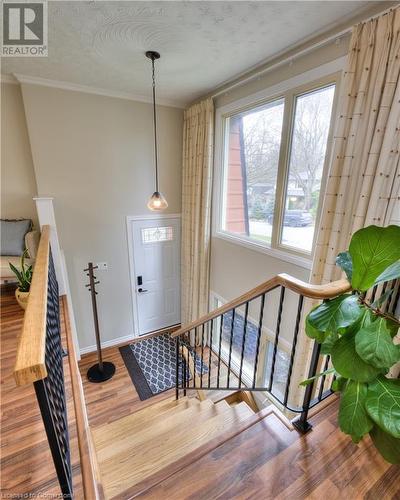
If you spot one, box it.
[1,74,19,85]
[195,1,397,105]
[10,73,186,109]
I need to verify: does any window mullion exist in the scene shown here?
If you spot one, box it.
[308,81,340,257]
[271,90,294,250]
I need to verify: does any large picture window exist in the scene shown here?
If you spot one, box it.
[218,78,337,258]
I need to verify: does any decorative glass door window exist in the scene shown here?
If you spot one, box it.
[141,226,173,244]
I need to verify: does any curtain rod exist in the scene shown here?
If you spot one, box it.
[210,4,398,101]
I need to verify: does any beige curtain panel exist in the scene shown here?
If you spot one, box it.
[181,98,214,324]
[291,7,400,404]
[312,7,400,285]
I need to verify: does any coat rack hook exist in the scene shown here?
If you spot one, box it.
[84,261,115,383]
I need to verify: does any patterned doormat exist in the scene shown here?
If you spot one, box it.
[119,334,207,401]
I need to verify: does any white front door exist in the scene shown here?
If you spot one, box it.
[130,216,181,335]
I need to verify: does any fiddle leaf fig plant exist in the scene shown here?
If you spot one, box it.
[302,225,400,464]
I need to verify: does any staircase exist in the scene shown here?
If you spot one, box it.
[92,397,297,500]
[92,396,260,499]
[14,228,399,499]
[100,387,400,500]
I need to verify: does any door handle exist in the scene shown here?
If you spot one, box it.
[137,287,148,293]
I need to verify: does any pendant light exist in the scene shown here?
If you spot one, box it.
[146,51,168,211]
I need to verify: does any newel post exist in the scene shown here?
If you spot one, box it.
[34,197,66,295]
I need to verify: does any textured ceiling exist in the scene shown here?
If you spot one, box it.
[3,1,376,106]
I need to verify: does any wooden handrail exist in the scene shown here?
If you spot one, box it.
[171,273,350,338]
[13,225,103,497]
[62,297,104,500]
[14,225,51,386]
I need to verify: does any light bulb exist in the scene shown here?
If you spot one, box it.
[147,191,168,211]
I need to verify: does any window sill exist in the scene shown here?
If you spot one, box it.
[213,231,312,270]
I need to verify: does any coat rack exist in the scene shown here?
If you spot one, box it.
[84,262,115,383]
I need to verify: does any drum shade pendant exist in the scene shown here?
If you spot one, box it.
[146,51,168,211]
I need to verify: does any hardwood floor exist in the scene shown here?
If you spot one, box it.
[78,342,176,428]
[2,286,399,499]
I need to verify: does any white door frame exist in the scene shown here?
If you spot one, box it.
[126,213,181,337]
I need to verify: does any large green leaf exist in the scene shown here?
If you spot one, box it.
[338,380,373,442]
[387,318,400,338]
[9,262,23,283]
[307,294,363,337]
[332,376,347,392]
[336,251,353,281]
[320,330,339,355]
[349,225,400,291]
[370,425,400,464]
[355,316,400,369]
[365,376,400,438]
[331,333,381,382]
[305,314,326,342]
[374,260,400,286]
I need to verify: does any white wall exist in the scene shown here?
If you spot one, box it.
[1,83,38,225]
[21,84,183,350]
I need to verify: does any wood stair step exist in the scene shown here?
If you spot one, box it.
[140,407,299,499]
[94,400,253,499]
[92,396,200,450]
[94,399,215,465]
[212,390,258,413]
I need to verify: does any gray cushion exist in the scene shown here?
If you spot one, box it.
[1,219,33,256]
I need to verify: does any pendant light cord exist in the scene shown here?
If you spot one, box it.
[151,57,159,192]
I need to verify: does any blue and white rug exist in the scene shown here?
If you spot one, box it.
[119,334,207,400]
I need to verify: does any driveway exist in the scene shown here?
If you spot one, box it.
[249,220,315,252]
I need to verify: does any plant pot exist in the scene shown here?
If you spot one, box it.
[15,288,29,310]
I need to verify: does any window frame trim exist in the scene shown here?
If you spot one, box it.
[213,56,345,266]
[273,78,340,257]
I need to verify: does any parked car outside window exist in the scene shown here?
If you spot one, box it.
[268,210,313,227]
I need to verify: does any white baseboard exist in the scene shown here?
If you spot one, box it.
[80,334,135,355]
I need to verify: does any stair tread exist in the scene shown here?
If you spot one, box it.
[93,397,210,451]
[140,408,298,499]
[95,399,216,461]
[213,399,231,411]
[94,400,253,499]
[234,401,253,417]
